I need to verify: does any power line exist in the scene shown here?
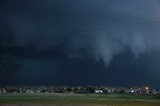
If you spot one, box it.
[38,19,160,36]
[5,18,160,37]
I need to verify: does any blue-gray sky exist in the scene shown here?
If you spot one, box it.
[1,0,160,88]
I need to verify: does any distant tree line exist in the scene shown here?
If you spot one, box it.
[0,85,159,95]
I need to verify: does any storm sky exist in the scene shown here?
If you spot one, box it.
[1,0,160,88]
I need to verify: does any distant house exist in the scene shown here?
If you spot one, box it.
[95,90,103,93]
[35,89,41,93]
[0,88,6,93]
[151,89,159,95]
[0,88,3,93]
[126,87,142,94]
[26,89,34,93]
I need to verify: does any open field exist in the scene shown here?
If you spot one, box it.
[0,93,160,106]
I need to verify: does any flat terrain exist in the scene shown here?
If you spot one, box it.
[0,93,160,106]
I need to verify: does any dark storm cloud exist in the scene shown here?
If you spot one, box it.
[1,0,160,87]
[3,0,160,61]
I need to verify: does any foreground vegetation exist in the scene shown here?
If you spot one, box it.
[0,93,160,106]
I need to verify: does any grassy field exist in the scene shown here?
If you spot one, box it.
[0,93,160,106]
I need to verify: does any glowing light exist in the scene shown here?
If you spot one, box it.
[145,87,149,90]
